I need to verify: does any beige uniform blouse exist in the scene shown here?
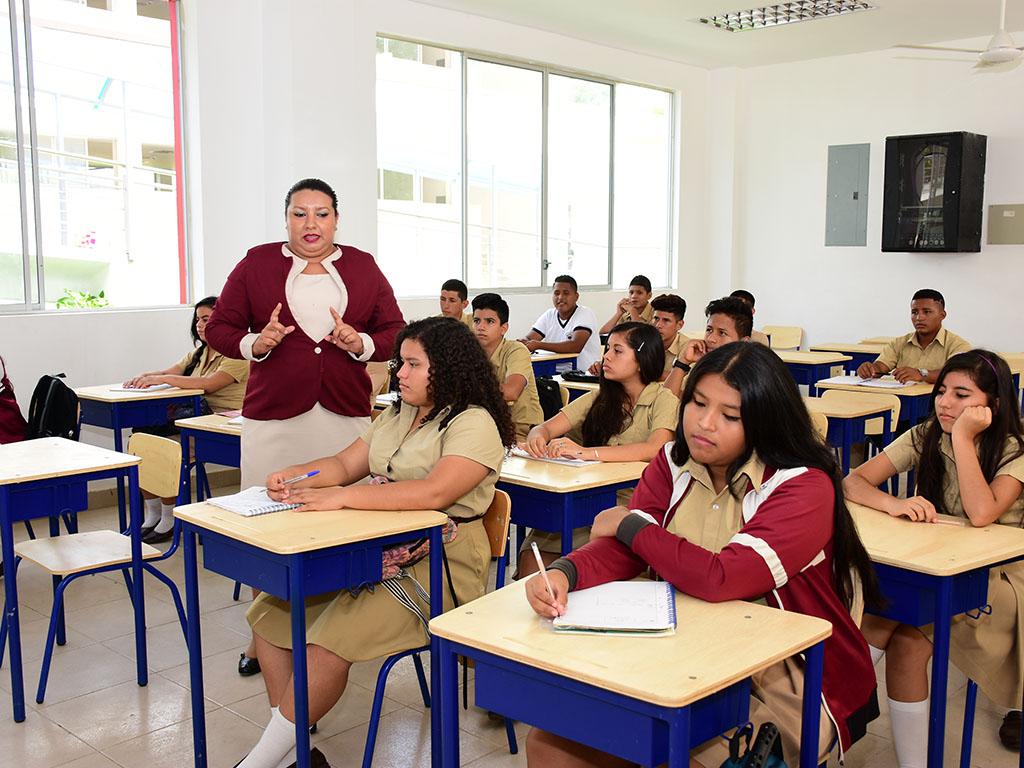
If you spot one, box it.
[560,381,679,445]
[875,328,971,372]
[490,338,543,438]
[173,346,249,412]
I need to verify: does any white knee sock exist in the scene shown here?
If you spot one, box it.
[273,746,297,768]
[869,643,885,667]
[237,707,296,768]
[888,697,929,768]
[153,502,175,535]
[142,498,161,528]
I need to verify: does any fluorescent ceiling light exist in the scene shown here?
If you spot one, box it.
[699,1,875,32]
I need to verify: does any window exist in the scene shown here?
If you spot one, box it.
[375,36,674,296]
[1,0,184,311]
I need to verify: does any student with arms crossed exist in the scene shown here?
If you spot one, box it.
[437,278,473,328]
[472,292,543,440]
[598,274,654,335]
[856,288,970,384]
[844,349,1024,763]
[589,293,686,380]
[519,274,603,372]
[525,342,881,768]
[232,317,516,768]
[519,322,678,572]
[664,295,753,397]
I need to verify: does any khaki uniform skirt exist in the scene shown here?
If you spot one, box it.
[247,519,489,662]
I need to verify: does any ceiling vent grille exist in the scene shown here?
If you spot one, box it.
[699,1,875,32]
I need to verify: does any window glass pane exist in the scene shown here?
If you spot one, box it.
[30,2,180,308]
[546,75,609,286]
[376,37,461,297]
[613,84,672,288]
[0,4,26,306]
[466,59,541,289]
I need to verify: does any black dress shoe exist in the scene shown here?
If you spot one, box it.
[1000,710,1022,752]
[283,747,330,768]
[139,524,157,539]
[237,652,261,676]
[141,527,173,545]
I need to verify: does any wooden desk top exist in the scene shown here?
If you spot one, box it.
[775,350,852,365]
[499,454,647,492]
[809,343,884,356]
[860,336,896,345]
[552,375,599,393]
[530,352,579,362]
[850,502,1024,576]
[804,395,891,419]
[173,502,448,555]
[815,379,934,398]
[430,581,831,708]
[76,384,205,403]
[0,437,140,486]
[174,414,242,436]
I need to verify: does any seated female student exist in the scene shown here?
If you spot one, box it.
[232,316,515,768]
[525,342,881,768]
[122,295,249,543]
[844,349,1024,764]
[520,322,678,573]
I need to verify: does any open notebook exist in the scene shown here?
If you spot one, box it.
[553,580,677,636]
[207,486,300,517]
[109,383,174,392]
[818,374,912,389]
[509,446,599,467]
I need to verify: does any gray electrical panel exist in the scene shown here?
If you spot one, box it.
[825,143,870,247]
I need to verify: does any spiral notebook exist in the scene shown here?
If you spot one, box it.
[207,486,300,517]
[552,580,677,636]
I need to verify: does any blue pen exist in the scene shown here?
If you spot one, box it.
[283,469,320,485]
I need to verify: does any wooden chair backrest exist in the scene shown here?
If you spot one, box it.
[762,325,803,350]
[127,432,182,499]
[810,412,828,442]
[482,489,512,560]
[557,383,570,409]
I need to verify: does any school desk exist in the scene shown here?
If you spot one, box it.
[0,437,144,722]
[76,384,203,530]
[173,501,448,768]
[552,373,598,402]
[530,351,579,377]
[814,378,934,427]
[774,351,851,396]
[174,414,241,501]
[498,455,647,557]
[860,336,896,345]
[850,502,1024,768]
[808,343,884,372]
[430,581,831,768]
[803,395,892,475]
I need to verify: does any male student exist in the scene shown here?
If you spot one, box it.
[519,274,602,371]
[438,278,473,328]
[590,292,685,381]
[663,295,752,397]
[856,288,970,383]
[598,274,653,334]
[472,292,543,439]
[729,289,770,346]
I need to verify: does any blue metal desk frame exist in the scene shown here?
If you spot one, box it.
[79,393,202,529]
[0,464,146,722]
[177,424,240,502]
[867,556,1024,768]
[179,519,445,768]
[784,361,844,397]
[824,409,892,476]
[531,355,578,378]
[436,637,826,768]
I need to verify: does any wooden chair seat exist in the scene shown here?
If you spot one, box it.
[14,531,162,576]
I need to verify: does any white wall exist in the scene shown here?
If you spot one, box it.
[729,40,1024,350]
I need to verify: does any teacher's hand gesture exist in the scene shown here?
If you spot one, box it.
[326,307,365,356]
[252,302,295,357]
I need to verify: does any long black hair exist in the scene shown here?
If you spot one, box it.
[581,322,664,447]
[915,349,1024,520]
[675,342,882,611]
[390,317,516,447]
[182,296,218,377]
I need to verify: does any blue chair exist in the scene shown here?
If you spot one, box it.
[361,489,517,767]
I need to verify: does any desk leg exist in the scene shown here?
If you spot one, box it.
[183,526,207,768]
[179,431,193,504]
[561,497,573,557]
[289,556,311,768]
[429,524,444,767]
[0,488,25,722]
[840,420,853,476]
[927,577,953,768]
[49,516,67,647]
[128,467,148,685]
[666,706,692,768]
[438,637,459,768]
[800,641,824,768]
[112,406,128,533]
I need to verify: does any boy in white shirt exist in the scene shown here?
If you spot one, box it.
[519,275,602,371]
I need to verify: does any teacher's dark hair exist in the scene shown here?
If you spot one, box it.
[391,317,516,447]
[675,342,883,611]
[183,295,218,377]
[285,178,339,215]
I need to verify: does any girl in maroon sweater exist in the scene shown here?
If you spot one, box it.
[525,342,881,767]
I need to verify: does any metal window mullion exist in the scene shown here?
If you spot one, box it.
[21,0,44,307]
[607,83,615,288]
[7,0,32,307]
[460,52,468,286]
[540,68,547,288]
[666,92,677,288]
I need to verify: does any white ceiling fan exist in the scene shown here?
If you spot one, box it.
[893,0,1023,71]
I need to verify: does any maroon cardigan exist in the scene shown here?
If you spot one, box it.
[205,242,405,421]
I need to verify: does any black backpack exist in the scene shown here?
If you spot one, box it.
[535,376,564,421]
[26,374,80,440]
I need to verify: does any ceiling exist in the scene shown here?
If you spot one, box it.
[408,0,1024,68]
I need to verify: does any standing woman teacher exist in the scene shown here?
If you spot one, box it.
[205,177,406,671]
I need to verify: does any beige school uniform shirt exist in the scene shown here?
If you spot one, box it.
[885,426,1024,707]
[437,312,474,329]
[616,303,654,326]
[173,347,249,412]
[875,328,971,372]
[663,333,685,377]
[490,338,543,439]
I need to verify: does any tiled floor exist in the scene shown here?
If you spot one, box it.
[0,504,1017,767]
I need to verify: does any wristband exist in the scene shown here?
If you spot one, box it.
[673,360,691,372]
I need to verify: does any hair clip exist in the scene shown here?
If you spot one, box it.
[635,341,645,351]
